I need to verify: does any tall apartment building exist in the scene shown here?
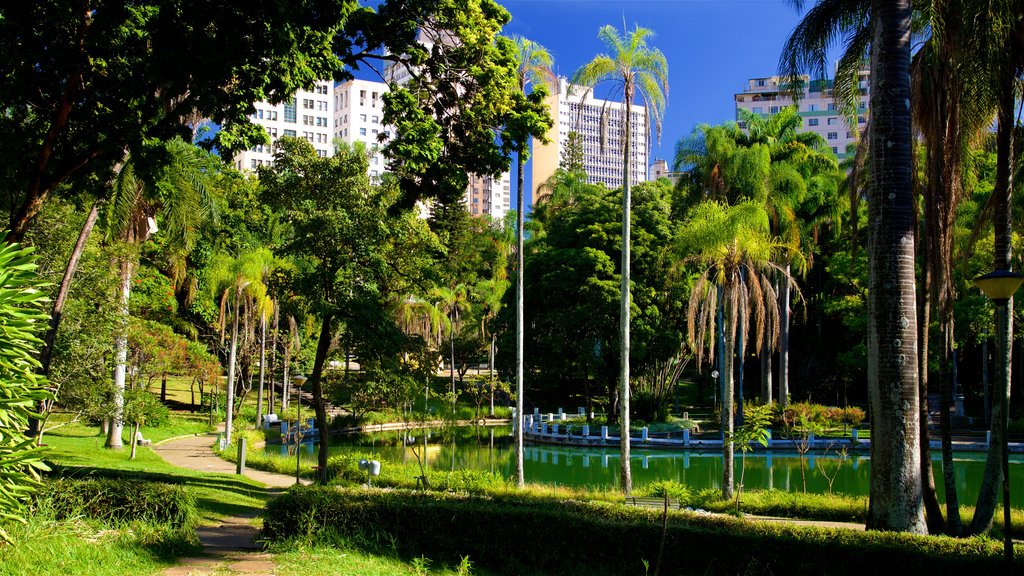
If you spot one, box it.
[532,76,649,202]
[733,73,869,160]
[233,80,335,171]
[334,79,390,182]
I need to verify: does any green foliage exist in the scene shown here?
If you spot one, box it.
[122,388,169,428]
[265,487,1021,575]
[38,477,196,528]
[0,239,52,542]
[641,480,691,505]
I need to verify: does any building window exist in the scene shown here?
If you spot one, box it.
[284,129,296,137]
[359,90,366,106]
[807,104,817,112]
[858,116,866,124]
[827,117,838,125]
[371,115,379,123]
[858,101,867,110]
[359,128,367,136]
[770,106,779,114]
[827,132,838,140]
[256,109,263,120]
[360,114,367,122]
[827,103,837,111]
[808,118,819,126]
[284,98,297,123]
[752,106,763,114]
[832,146,839,154]
[756,79,766,87]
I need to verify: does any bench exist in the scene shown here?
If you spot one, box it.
[623,496,681,510]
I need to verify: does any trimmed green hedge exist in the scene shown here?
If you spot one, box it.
[264,487,1019,576]
[39,477,196,527]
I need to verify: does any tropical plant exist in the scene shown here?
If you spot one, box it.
[0,239,52,543]
[572,23,668,496]
[678,201,799,501]
[508,34,553,489]
[104,137,218,449]
[730,403,772,514]
[207,248,275,444]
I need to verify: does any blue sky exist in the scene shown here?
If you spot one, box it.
[363,0,815,209]
[499,0,814,208]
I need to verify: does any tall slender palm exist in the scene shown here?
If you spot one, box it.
[967,0,1024,536]
[104,138,217,449]
[208,249,275,444]
[509,35,553,488]
[573,24,667,495]
[679,201,797,500]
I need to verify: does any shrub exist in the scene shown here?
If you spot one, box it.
[264,487,1019,576]
[38,477,196,527]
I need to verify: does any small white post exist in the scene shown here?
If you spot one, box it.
[601,425,609,440]
[683,429,690,446]
[582,424,590,438]
[641,427,649,442]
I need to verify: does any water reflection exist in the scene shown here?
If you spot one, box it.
[271,425,1024,506]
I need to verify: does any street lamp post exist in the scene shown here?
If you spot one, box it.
[292,374,307,485]
[973,269,1023,563]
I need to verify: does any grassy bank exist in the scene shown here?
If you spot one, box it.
[265,486,1021,576]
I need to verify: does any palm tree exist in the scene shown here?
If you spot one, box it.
[104,137,217,449]
[781,0,931,535]
[207,249,275,444]
[679,201,797,500]
[572,24,668,495]
[861,0,927,534]
[967,0,1024,536]
[509,35,553,488]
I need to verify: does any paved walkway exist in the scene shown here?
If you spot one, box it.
[153,431,307,575]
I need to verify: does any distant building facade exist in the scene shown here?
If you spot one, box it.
[334,79,390,182]
[233,80,335,171]
[532,76,649,203]
[649,158,680,186]
[733,73,869,160]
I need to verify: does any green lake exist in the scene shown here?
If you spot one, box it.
[272,425,1024,507]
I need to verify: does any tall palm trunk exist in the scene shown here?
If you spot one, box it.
[778,265,791,407]
[721,296,736,501]
[917,261,945,534]
[970,72,1015,535]
[761,337,773,404]
[106,256,135,449]
[224,288,241,444]
[255,314,267,429]
[515,123,527,488]
[311,313,334,484]
[864,0,926,534]
[619,87,633,496]
[269,303,279,415]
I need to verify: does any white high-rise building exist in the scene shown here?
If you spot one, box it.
[532,76,649,202]
[733,72,869,160]
[233,80,335,171]
[334,79,390,182]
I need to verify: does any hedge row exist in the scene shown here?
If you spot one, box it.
[39,477,196,527]
[264,487,1019,576]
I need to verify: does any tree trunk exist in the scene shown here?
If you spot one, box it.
[619,84,634,496]
[39,199,101,376]
[778,265,791,407]
[282,341,291,412]
[30,199,101,441]
[489,334,495,417]
[918,228,944,534]
[106,256,134,449]
[721,295,736,501]
[737,275,745,425]
[256,314,267,429]
[269,302,279,415]
[311,313,334,485]
[761,335,773,404]
[864,0,926,534]
[515,131,527,488]
[970,71,1016,536]
[225,289,241,444]
[938,328,962,534]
